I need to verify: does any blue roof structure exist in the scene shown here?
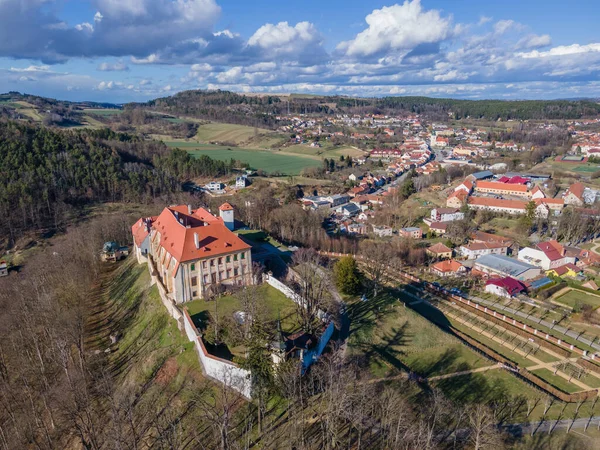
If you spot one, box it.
[529,277,553,290]
[471,170,494,180]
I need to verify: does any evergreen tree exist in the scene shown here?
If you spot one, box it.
[333,256,361,295]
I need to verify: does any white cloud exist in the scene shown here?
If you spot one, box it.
[248,21,323,61]
[516,34,551,50]
[337,0,453,57]
[493,20,517,35]
[478,16,492,26]
[97,61,129,71]
[10,65,50,73]
[75,22,94,33]
[518,43,600,59]
[131,54,160,64]
[190,63,213,72]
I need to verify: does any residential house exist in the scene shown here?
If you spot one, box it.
[337,203,362,217]
[470,231,513,248]
[474,254,541,281]
[582,280,599,290]
[133,204,253,303]
[518,241,575,270]
[206,181,226,192]
[430,208,464,223]
[454,179,474,194]
[429,222,448,236]
[531,186,546,199]
[0,261,7,277]
[485,277,526,298]
[347,223,368,235]
[447,189,468,208]
[459,242,509,259]
[427,243,453,259]
[372,224,393,237]
[325,194,351,207]
[431,260,467,277]
[235,176,251,188]
[564,182,585,206]
[399,227,423,239]
[546,263,581,278]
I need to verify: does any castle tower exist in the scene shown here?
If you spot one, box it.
[219,203,234,231]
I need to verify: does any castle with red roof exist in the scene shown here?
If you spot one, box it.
[131,204,253,303]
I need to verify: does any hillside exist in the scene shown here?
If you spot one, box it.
[139,89,600,122]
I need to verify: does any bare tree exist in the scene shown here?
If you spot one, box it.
[467,404,504,450]
[290,248,331,334]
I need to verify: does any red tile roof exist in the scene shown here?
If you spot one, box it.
[566,182,585,200]
[476,181,529,193]
[467,197,527,210]
[486,277,526,296]
[219,202,234,211]
[150,206,250,273]
[131,217,156,247]
[428,243,452,254]
[432,259,464,273]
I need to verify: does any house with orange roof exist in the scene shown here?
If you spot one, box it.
[447,189,468,208]
[455,179,473,194]
[426,243,453,259]
[133,204,253,303]
[431,260,467,277]
[518,240,575,270]
[564,182,585,206]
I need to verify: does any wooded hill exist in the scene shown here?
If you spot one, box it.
[0,121,233,245]
[138,89,600,123]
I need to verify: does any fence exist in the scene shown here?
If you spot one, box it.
[321,251,599,402]
[146,257,252,399]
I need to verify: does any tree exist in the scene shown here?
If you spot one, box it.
[333,256,361,295]
[400,178,416,198]
[519,200,537,231]
[291,248,331,334]
[236,320,274,434]
[467,404,504,450]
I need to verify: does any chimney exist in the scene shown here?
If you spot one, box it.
[188,204,192,214]
[194,232,199,249]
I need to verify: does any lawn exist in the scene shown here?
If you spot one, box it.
[185,283,299,333]
[347,291,489,378]
[178,144,323,175]
[555,289,600,309]
[531,368,582,394]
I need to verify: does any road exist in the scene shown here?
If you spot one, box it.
[504,415,600,435]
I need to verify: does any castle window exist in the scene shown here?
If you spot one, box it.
[191,263,195,271]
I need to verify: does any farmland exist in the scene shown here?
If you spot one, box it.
[165,142,322,175]
[82,108,123,116]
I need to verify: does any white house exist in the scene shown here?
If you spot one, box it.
[372,224,393,237]
[430,208,464,223]
[459,242,509,259]
[235,176,251,188]
[206,181,226,192]
[517,241,575,270]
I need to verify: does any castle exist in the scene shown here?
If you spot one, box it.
[131,203,253,303]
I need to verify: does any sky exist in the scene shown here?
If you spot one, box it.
[1,0,600,103]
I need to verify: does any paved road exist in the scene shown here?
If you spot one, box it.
[466,293,600,353]
[505,415,600,435]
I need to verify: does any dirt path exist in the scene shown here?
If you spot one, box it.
[427,364,502,381]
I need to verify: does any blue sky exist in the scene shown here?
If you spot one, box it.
[1,0,600,102]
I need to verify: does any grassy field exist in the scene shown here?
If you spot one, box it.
[347,290,490,378]
[531,368,582,394]
[178,144,323,175]
[82,108,123,116]
[555,289,600,309]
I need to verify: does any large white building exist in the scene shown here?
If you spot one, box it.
[132,204,253,303]
[517,241,575,270]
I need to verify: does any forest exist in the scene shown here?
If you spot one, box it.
[0,121,233,246]
[136,89,600,124]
